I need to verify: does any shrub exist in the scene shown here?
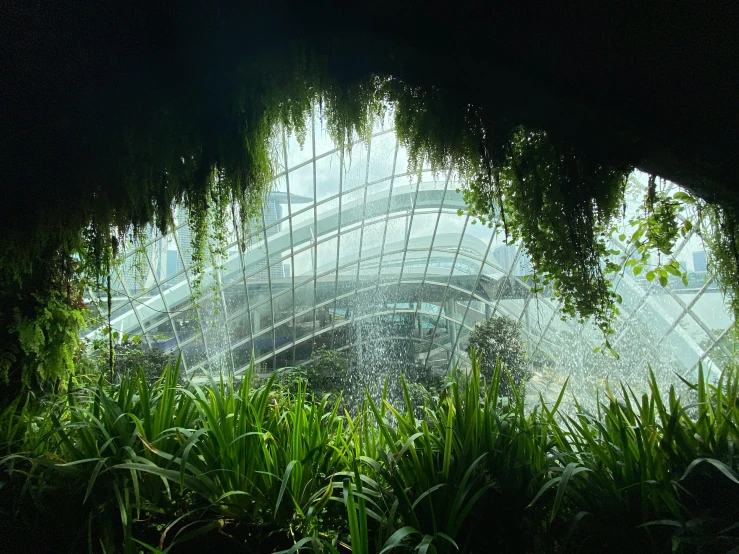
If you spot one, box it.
[79,339,178,383]
[466,314,530,396]
[1,357,738,553]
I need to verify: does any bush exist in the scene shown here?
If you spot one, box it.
[79,340,179,383]
[1,358,738,553]
[466,314,530,396]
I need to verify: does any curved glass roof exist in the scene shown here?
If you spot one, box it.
[85,111,735,401]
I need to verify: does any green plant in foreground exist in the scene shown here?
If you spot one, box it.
[1,354,738,553]
[537,365,739,553]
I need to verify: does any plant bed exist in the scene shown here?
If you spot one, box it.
[1,355,738,553]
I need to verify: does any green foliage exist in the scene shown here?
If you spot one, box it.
[306,347,353,396]
[0,234,93,403]
[613,179,694,291]
[2,54,737,399]
[543,365,739,552]
[3,354,738,553]
[702,204,739,321]
[465,315,530,397]
[461,130,630,335]
[10,292,85,387]
[79,340,178,384]
[701,325,739,373]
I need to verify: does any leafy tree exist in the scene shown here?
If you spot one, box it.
[79,340,178,384]
[465,315,530,397]
[270,347,352,398]
[306,347,352,395]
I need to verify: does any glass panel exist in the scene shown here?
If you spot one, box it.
[314,307,333,337]
[316,271,338,305]
[433,214,466,251]
[342,143,369,192]
[172,307,200,343]
[380,254,403,279]
[690,287,733,338]
[496,298,526,321]
[487,242,517,273]
[285,129,313,168]
[266,226,290,261]
[407,212,439,250]
[148,236,182,282]
[293,248,315,282]
[316,198,340,235]
[357,259,380,289]
[341,188,365,227]
[523,298,558,339]
[247,280,270,308]
[232,341,254,373]
[275,347,294,370]
[339,229,361,267]
[453,254,482,279]
[272,289,294,322]
[219,250,244,285]
[289,163,315,212]
[251,303,273,334]
[315,153,340,201]
[316,237,338,272]
[135,294,166,327]
[382,217,409,254]
[253,333,275,364]
[144,317,177,348]
[705,325,739,375]
[228,311,251,345]
[182,336,207,374]
[389,180,417,212]
[360,221,387,262]
[395,144,410,177]
[663,320,712,376]
[274,321,294,352]
[336,264,358,297]
[443,187,465,209]
[244,242,268,276]
[367,133,396,183]
[295,309,315,343]
[271,175,290,219]
[364,179,393,218]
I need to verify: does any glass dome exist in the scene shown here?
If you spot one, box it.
[84,111,736,402]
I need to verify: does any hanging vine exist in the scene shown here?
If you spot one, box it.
[1,37,738,395]
[702,205,739,320]
[460,129,630,336]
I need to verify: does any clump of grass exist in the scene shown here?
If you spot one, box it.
[1,355,738,553]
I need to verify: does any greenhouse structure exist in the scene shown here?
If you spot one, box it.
[4,4,739,551]
[86,116,734,400]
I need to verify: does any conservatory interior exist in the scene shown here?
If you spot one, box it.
[86,117,732,404]
[1,3,738,553]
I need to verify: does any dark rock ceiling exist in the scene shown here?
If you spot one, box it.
[1,1,737,218]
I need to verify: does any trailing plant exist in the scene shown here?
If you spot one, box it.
[0,240,89,401]
[613,177,694,290]
[461,130,630,336]
[3,45,738,403]
[702,204,739,321]
[11,292,86,387]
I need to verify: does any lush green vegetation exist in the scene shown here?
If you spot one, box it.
[3,73,739,400]
[1,354,737,554]
[466,315,529,397]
